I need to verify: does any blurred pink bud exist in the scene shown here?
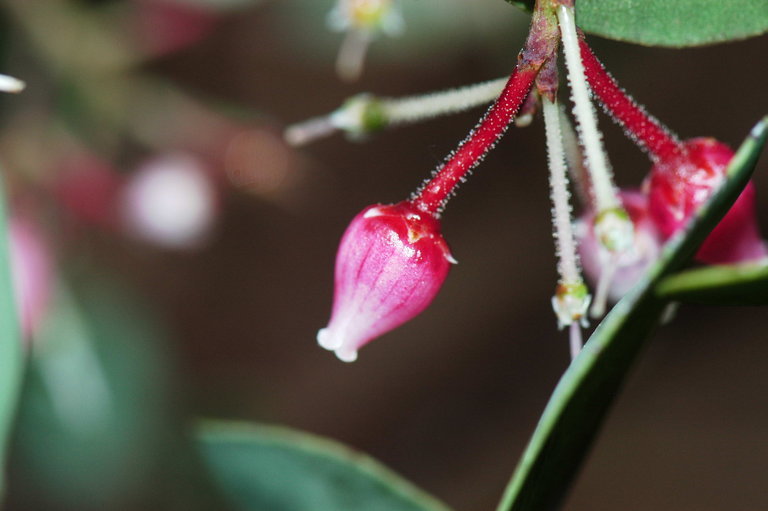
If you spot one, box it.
[122,153,218,250]
[578,191,662,303]
[56,154,123,230]
[9,217,53,341]
[646,138,767,264]
[133,0,217,56]
[317,201,455,362]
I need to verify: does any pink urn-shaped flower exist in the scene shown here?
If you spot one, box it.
[577,190,662,303]
[646,138,767,264]
[9,216,53,342]
[317,201,455,362]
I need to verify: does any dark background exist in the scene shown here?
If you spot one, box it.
[5,0,768,510]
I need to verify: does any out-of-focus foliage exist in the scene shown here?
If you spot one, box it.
[504,0,768,46]
[198,422,452,511]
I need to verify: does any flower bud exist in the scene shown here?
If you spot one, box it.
[577,191,662,303]
[328,0,403,35]
[317,201,455,362]
[10,216,53,342]
[121,153,218,250]
[646,138,767,264]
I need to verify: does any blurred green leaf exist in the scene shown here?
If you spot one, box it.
[11,277,176,510]
[656,262,768,305]
[504,0,768,46]
[0,172,22,497]
[197,421,452,511]
[495,116,768,511]
[505,0,534,12]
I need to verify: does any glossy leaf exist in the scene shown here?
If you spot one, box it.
[656,262,768,305]
[0,172,21,497]
[197,421,452,511]
[496,116,768,511]
[504,0,768,46]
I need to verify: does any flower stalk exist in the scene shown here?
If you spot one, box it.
[317,0,562,361]
[578,39,683,162]
[411,0,560,216]
[557,3,635,317]
[284,78,508,147]
[543,95,591,357]
[0,74,25,94]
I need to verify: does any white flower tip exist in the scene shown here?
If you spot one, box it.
[589,299,606,319]
[317,327,340,350]
[317,328,358,362]
[445,252,458,265]
[0,74,25,93]
[335,347,358,362]
[284,117,337,147]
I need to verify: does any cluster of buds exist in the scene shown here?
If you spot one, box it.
[296,0,766,362]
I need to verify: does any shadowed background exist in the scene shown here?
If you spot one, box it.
[2,1,767,510]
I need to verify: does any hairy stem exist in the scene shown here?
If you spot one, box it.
[578,39,683,162]
[411,0,560,216]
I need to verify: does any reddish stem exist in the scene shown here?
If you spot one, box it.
[578,39,683,162]
[410,66,539,216]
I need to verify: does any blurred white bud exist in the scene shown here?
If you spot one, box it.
[122,153,218,249]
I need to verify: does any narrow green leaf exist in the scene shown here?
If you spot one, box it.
[496,116,768,511]
[656,262,768,305]
[197,421,452,511]
[0,171,22,497]
[503,0,768,46]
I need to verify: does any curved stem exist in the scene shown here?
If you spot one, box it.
[408,0,560,217]
[578,39,683,162]
[410,66,539,216]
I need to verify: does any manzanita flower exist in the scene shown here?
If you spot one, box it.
[317,202,454,362]
[577,190,661,303]
[132,0,217,57]
[9,216,53,341]
[579,40,768,266]
[327,0,404,81]
[121,153,218,249]
[316,5,553,361]
[645,137,768,264]
[55,152,123,230]
[0,73,25,94]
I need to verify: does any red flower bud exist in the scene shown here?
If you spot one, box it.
[646,138,767,264]
[317,201,455,362]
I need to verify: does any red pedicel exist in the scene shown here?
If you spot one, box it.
[578,40,766,265]
[316,4,555,360]
[317,202,455,362]
[646,138,767,264]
